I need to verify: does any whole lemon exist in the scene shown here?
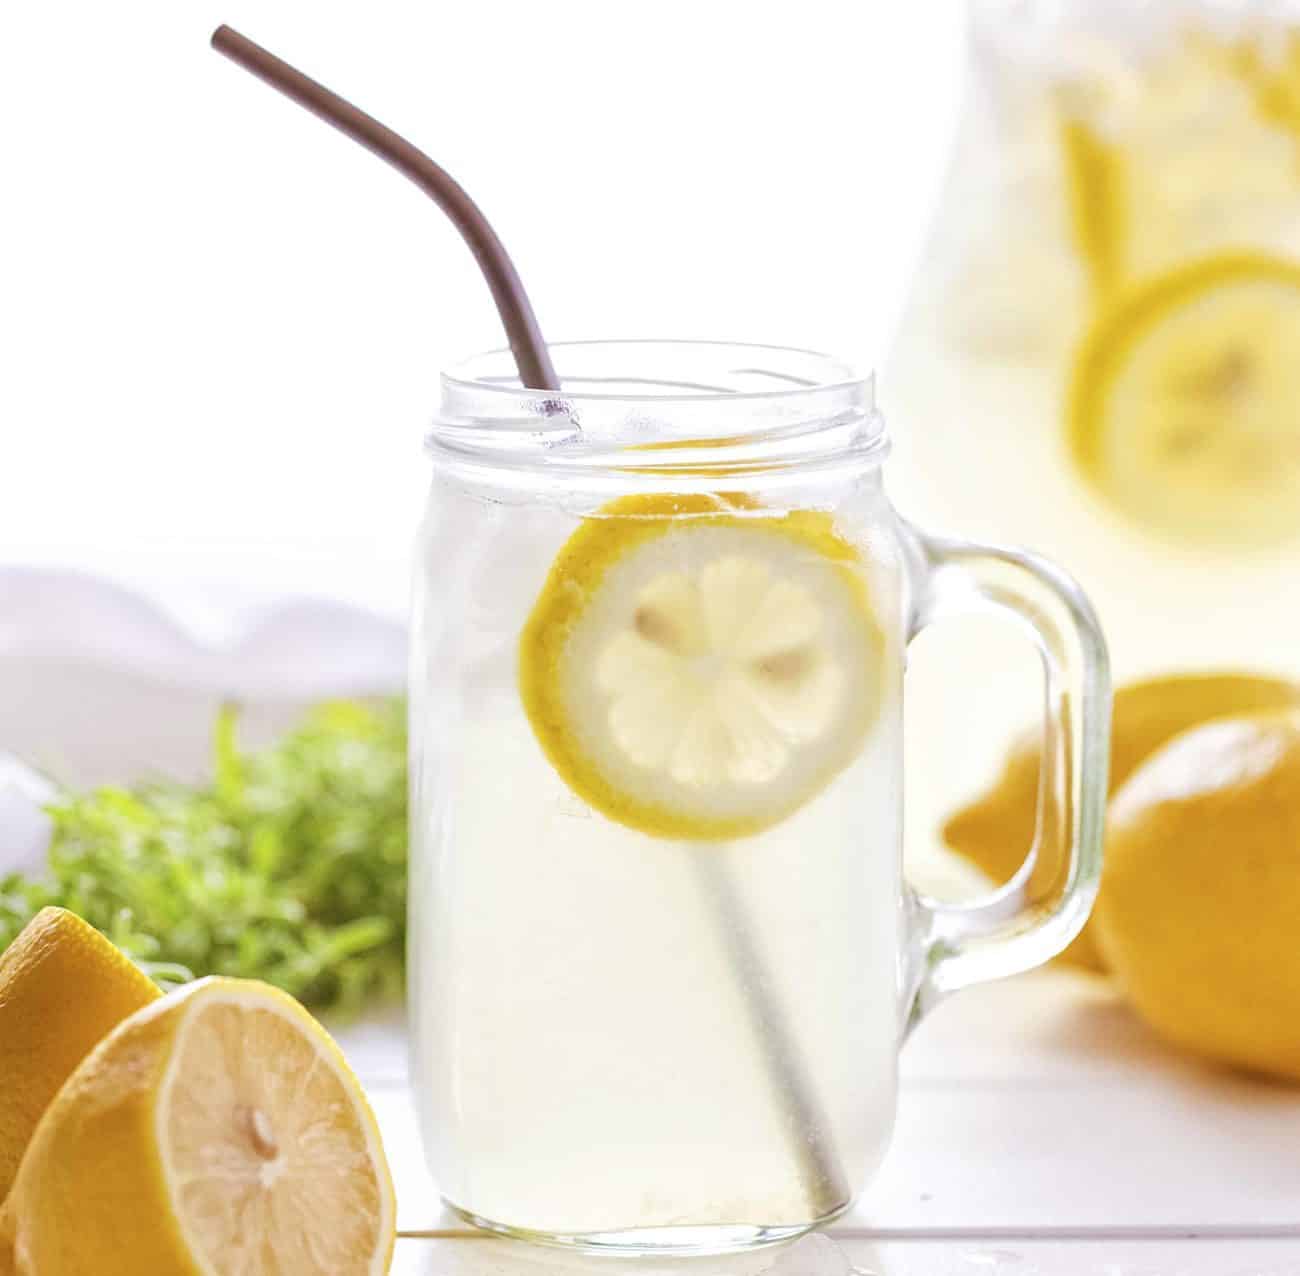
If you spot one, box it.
[944,673,1300,970]
[0,908,159,1202]
[1096,712,1300,1082]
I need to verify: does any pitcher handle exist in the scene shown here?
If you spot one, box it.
[903,526,1111,1023]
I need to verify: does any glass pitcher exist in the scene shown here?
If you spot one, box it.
[884,2,1300,872]
[409,340,1110,1257]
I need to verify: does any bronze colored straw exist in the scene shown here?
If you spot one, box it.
[210,25,848,1222]
[211,25,558,392]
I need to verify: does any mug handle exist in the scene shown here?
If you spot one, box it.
[903,526,1111,1024]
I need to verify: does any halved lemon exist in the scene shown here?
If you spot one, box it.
[1,976,396,1276]
[519,493,886,841]
[1068,252,1300,546]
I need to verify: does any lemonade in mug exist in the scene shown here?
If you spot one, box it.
[408,341,1110,1255]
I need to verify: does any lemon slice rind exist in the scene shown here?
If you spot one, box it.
[519,493,885,841]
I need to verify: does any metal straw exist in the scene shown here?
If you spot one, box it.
[210,25,557,392]
[210,25,848,1218]
[694,851,849,1215]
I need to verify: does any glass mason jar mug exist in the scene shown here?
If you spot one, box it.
[410,341,1110,1256]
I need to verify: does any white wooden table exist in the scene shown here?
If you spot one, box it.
[337,970,1300,1275]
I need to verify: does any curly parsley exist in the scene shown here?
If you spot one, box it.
[0,700,407,1014]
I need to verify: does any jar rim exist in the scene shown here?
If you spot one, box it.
[430,339,887,485]
[440,338,865,403]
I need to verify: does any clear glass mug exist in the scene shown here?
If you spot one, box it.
[409,341,1110,1257]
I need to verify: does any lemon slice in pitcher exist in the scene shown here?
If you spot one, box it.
[519,493,885,841]
[1068,252,1300,546]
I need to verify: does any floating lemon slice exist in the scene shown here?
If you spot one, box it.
[1,976,396,1276]
[1068,252,1300,546]
[519,493,885,841]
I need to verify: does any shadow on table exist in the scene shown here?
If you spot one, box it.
[396,1233,875,1275]
[1034,986,1300,1100]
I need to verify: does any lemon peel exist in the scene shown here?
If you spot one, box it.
[519,493,885,841]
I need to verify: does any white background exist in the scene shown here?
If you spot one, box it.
[1,1,965,617]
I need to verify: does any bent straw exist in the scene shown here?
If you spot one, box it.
[210,25,848,1220]
[210,25,557,392]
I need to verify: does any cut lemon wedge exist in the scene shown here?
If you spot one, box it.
[1067,252,1300,546]
[1,977,396,1276]
[519,493,885,841]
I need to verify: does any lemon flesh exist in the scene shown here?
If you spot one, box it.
[0,908,159,1203]
[1069,253,1300,546]
[519,493,885,841]
[1,976,395,1276]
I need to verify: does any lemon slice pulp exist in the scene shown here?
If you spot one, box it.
[519,493,885,841]
[1068,253,1300,546]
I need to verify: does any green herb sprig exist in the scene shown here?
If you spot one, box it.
[0,699,407,1015]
